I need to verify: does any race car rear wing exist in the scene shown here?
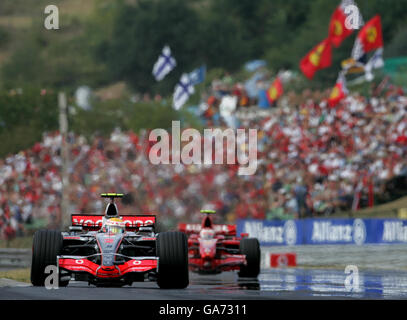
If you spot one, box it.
[71,214,156,231]
[178,223,236,236]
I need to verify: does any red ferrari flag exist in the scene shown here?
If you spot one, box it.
[328,5,354,47]
[300,38,332,80]
[352,15,383,61]
[328,72,348,107]
[266,77,283,104]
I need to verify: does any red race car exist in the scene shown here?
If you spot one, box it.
[178,209,260,277]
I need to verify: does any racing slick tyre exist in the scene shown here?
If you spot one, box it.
[156,231,189,289]
[238,238,260,278]
[31,229,69,287]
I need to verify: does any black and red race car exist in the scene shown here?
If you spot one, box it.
[178,210,260,277]
[30,193,189,288]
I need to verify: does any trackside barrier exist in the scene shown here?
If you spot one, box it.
[0,249,31,269]
[270,253,297,268]
[259,249,297,269]
[237,218,407,246]
[0,247,286,270]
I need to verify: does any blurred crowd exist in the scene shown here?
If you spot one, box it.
[197,70,290,125]
[198,76,407,221]
[2,76,407,240]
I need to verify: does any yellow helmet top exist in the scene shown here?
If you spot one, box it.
[105,217,125,234]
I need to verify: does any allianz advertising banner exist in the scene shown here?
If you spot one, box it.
[237,218,407,246]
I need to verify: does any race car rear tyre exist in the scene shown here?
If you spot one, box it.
[31,229,69,287]
[156,231,189,289]
[238,238,260,278]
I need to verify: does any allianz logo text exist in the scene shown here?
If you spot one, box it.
[311,219,366,245]
[243,221,297,245]
[382,221,407,242]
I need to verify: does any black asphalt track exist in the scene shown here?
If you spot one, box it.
[1,268,407,300]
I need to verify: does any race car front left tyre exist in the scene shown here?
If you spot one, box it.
[31,229,69,287]
[238,238,261,278]
[156,231,189,289]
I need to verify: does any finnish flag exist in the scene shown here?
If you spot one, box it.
[173,74,195,110]
[188,65,206,86]
[152,46,176,81]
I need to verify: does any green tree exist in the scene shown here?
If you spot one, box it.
[97,0,204,95]
[0,87,58,157]
[1,36,47,89]
[197,12,250,71]
[385,26,407,58]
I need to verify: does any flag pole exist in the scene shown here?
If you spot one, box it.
[58,92,70,231]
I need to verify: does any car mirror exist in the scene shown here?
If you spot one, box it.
[139,226,153,233]
[69,226,83,232]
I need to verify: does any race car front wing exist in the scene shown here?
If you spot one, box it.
[58,254,158,278]
[188,254,247,272]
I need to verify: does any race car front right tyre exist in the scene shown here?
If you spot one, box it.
[31,229,69,287]
[238,238,261,278]
[156,231,189,289]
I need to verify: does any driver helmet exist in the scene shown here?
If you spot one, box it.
[199,228,215,240]
[104,217,125,234]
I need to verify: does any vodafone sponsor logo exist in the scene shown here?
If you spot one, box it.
[184,224,201,232]
[72,218,103,227]
[72,216,155,228]
[122,219,154,227]
[184,224,232,233]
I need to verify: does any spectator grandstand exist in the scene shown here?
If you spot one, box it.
[1,76,407,240]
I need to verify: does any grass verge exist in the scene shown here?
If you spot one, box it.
[0,236,32,249]
[0,268,30,283]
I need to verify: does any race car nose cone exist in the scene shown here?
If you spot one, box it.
[101,266,115,271]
